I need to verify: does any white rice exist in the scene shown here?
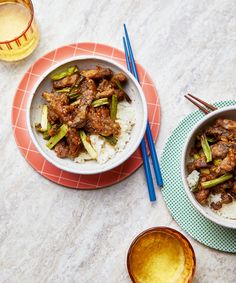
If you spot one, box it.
[187,170,200,191]
[187,171,236,219]
[208,194,236,219]
[75,101,136,164]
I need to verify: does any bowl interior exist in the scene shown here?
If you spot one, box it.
[127,227,196,283]
[27,56,147,174]
[182,107,236,229]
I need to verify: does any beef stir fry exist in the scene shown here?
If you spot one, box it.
[186,118,236,210]
[35,65,132,160]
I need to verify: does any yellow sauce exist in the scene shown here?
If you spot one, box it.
[129,230,195,283]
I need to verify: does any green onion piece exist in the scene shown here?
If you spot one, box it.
[69,92,81,100]
[56,87,71,93]
[79,131,97,159]
[51,66,78,81]
[214,159,222,166]
[46,124,68,149]
[207,136,216,143]
[201,134,212,162]
[40,105,48,132]
[110,95,118,120]
[104,135,117,146]
[92,98,109,107]
[35,123,44,133]
[193,153,200,160]
[201,173,233,189]
[114,80,132,103]
[200,168,210,175]
[71,99,81,107]
[43,122,52,140]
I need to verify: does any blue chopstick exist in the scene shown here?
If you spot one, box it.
[123,37,156,202]
[123,24,164,188]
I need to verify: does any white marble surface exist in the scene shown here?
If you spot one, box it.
[0,0,236,282]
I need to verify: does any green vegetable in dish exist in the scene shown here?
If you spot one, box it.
[206,136,216,143]
[92,98,109,107]
[40,105,48,132]
[79,130,97,159]
[46,124,68,149]
[201,134,212,162]
[68,92,81,100]
[114,80,132,103]
[193,153,200,160]
[104,135,117,146]
[213,159,222,166]
[110,95,118,120]
[201,173,233,189]
[200,168,210,175]
[51,66,78,81]
[56,87,71,93]
[43,122,52,140]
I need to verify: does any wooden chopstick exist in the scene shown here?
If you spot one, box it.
[123,24,163,201]
[186,93,217,111]
[184,95,210,114]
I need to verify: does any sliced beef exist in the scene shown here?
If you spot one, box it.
[80,67,113,79]
[54,140,69,158]
[68,90,95,128]
[53,73,79,89]
[85,106,120,137]
[97,79,112,92]
[48,106,59,125]
[194,189,210,204]
[96,89,114,99]
[210,201,222,210]
[111,72,127,83]
[216,118,236,130]
[43,92,73,124]
[221,193,233,204]
[211,142,229,159]
[219,148,236,172]
[96,88,125,100]
[66,128,82,158]
[187,157,208,173]
[205,125,233,141]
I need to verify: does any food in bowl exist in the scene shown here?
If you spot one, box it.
[127,227,196,283]
[35,64,136,164]
[186,118,236,219]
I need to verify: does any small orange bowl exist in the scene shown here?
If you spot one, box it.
[127,227,196,283]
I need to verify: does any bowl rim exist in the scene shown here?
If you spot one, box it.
[26,55,148,175]
[127,226,196,283]
[181,106,236,229]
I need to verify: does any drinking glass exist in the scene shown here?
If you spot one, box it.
[0,0,40,61]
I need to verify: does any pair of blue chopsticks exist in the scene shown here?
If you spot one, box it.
[123,24,163,202]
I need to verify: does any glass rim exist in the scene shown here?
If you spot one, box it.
[0,0,34,44]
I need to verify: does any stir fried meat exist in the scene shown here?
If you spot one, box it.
[66,128,82,158]
[80,66,113,79]
[43,92,73,124]
[53,73,79,89]
[68,90,95,128]
[36,65,130,159]
[211,142,229,159]
[187,118,236,210]
[216,118,236,130]
[85,106,120,137]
